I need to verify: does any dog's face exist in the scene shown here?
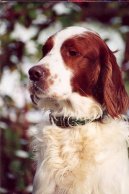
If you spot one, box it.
[29,27,87,101]
[29,26,129,118]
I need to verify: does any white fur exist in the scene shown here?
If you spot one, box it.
[31,117,129,194]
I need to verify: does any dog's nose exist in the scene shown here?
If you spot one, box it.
[29,65,44,81]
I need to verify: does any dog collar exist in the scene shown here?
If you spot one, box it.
[49,113,102,128]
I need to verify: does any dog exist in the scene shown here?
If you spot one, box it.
[28,26,129,194]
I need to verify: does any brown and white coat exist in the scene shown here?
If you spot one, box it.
[29,26,129,194]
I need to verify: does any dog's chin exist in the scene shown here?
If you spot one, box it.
[30,91,70,111]
[33,95,60,111]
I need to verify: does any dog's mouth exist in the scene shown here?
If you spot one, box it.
[29,82,58,105]
[29,82,45,105]
[29,80,71,106]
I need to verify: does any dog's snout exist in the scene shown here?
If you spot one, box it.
[29,65,45,81]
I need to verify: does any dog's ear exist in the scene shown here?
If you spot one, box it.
[99,46,129,118]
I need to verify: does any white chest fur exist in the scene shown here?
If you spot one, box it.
[32,118,129,194]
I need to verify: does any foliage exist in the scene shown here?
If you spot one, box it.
[0,2,129,193]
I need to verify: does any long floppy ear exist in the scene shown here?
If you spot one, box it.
[99,46,129,118]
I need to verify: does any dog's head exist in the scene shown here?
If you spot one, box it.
[29,26,129,118]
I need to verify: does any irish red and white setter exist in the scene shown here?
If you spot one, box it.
[29,26,129,194]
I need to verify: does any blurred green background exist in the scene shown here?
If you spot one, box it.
[0,2,129,194]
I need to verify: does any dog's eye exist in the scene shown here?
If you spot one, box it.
[69,50,80,57]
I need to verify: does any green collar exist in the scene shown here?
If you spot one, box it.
[49,113,103,128]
